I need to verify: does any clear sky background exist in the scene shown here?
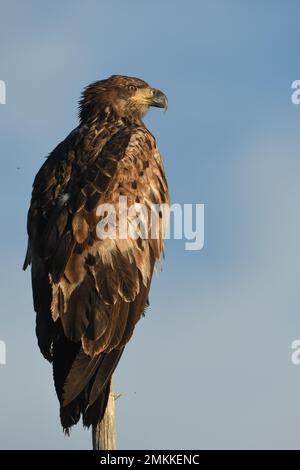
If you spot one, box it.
[1,0,300,450]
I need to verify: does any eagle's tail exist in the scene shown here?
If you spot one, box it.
[52,335,123,433]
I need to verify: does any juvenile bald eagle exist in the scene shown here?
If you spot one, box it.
[23,75,169,432]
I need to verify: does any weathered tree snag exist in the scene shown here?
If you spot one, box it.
[92,386,121,450]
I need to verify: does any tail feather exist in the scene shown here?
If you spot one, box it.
[83,379,111,428]
[89,348,123,406]
[52,335,123,432]
[62,350,103,407]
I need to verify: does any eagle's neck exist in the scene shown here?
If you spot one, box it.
[80,103,143,128]
[78,109,139,164]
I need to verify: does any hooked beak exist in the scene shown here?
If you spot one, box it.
[150,89,168,110]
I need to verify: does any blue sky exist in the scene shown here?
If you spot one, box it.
[1,0,300,449]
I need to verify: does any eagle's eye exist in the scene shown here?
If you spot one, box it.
[128,85,137,93]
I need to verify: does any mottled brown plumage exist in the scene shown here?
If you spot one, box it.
[24,75,169,432]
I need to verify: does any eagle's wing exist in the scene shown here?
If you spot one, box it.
[24,129,80,361]
[25,125,169,427]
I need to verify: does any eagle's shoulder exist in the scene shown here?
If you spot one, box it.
[124,126,158,160]
[32,127,80,194]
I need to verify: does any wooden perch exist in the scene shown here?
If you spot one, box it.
[92,385,121,450]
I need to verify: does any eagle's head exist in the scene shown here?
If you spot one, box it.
[79,75,168,124]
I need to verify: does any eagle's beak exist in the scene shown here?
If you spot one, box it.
[150,89,168,110]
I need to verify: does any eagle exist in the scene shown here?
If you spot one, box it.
[23,75,169,433]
